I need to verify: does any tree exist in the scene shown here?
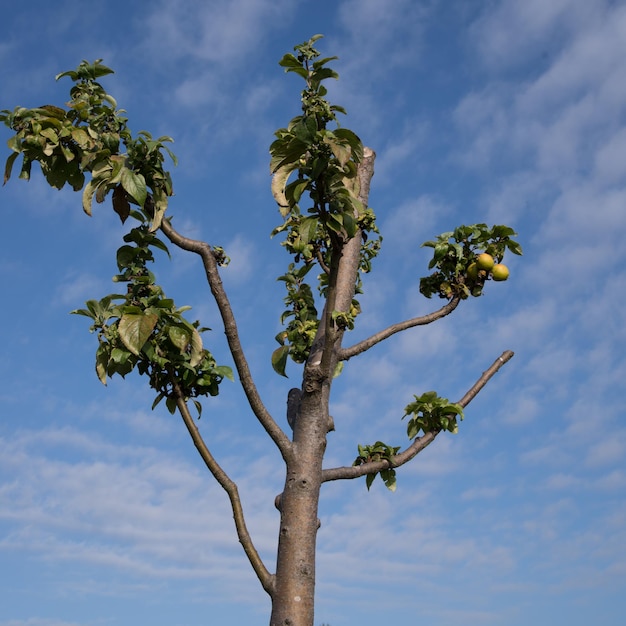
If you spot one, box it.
[1,36,522,626]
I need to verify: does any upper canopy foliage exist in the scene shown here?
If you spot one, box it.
[1,35,522,489]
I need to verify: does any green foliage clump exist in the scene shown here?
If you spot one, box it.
[354,392,464,492]
[353,442,401,491]
[1,59,175,230]
[420,223,522,300]
[269,36,382,375]
[402,391,465,437]
[71,219,233,417]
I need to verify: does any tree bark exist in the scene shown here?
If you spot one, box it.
[269,149,376,626]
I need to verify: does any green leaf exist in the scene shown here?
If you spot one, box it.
[334,128,363,162]
[214,365,234,382]
[325,136,351,167]
[151,392,165,411]
[332,361,344,378]
[95,345,109,385]
[71,127,91,148]
[299,216,319,244]
[342,212,357,238]
[279,53,303,69]
[169,325,191,352]
[3,151,19,184]
[365,472,376,491]
[188,327,203,368]
[271,345,290,377]
[19,157,32,181]
[271,163,297,216]
[406,419,419,440]
[116,245,136,270]
[506,240,523,256]
[110,347,130,364]
[286,178,310,205]
[118,312,158,355]
[70,307,93,319]
[120,167,147,207]
[82,180,95,216]
[165,395,177,415]
[381,468,397,492]
[40,127,59,143]
[148,233,170,257]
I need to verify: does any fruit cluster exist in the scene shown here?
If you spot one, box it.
[467,253,509,283]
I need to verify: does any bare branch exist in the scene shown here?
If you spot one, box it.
[160,218,292,459]
[457,349,514,407]
[337,297,461,362]
[321,350,514,483]
[172,383,275,596]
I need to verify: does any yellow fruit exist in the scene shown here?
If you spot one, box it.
[467,262,478,281]
[491,263,509,281]
[476,253,495,270]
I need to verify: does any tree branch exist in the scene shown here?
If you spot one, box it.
[172,384,275,595]
[160,218,292,460]
[306,147,377,376]
[321,350,514,483]
[337,296,461,362]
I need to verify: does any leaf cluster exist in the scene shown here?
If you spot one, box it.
[402,391,464,437]
[353,391,464,492]
[419,224,522,299]
[2,59,233,419]
[353,441,401,491]
[272,263,320,376]
[269,36,382,374]
[71,222,233,417]
[1,59,176,230]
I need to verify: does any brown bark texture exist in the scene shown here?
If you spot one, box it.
[269,149,376,626]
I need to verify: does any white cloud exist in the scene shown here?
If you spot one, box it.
[142,0,294,65]
[461,485,502,500]
[585,437,625,468]
[54,272,105,308]
[470,0,605,71]
[594,127,626,185]
[3,2,626,624]
[0,425,280,602]
[336,0,429,66]
[220,234,256,286]
[382,195,452,254]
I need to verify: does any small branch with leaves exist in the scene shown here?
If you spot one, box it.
[321,350,514,490]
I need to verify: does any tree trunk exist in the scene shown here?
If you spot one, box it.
[270,375,331,626]
[269,149,376,626]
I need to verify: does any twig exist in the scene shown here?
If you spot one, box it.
[337,297,461,362]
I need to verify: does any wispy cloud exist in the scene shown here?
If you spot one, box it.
[2,2,626,625]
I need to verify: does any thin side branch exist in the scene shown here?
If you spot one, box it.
[173,383,275,596]
[160,218,292,459]
[316,249,330,275]
[337,296,461,362]
[321,350,514,483]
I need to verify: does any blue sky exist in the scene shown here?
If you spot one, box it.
[1,1,625,625]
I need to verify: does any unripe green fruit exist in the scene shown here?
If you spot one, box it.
[491,263,509,281]
[476,253,495,270]
[467,263,478,281]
